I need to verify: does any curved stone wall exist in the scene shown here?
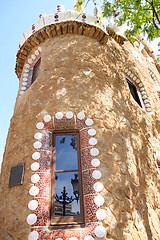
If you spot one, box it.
[1,15,160,240]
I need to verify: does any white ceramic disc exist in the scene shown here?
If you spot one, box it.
[94,182,104,192]
[66,111,73,119]
[88,129,96,136]
[29,186,39,196]
[31,162,40,171]
[95,226,106,238]
[77,112,85,120]
[33,141,42,149]
[89,137,97,146]
[27,214,37,225]
[91,158,100,167]
[92,170,102,179]
[85,119,94,126]
[90,148,99,156]
[28,200,38,210]
[55,112,63,119]
[36,122,44,129]
[32,152,40,160]
[44,114,51,122]
[94,195,104,207]
[31,174,40,183]
[28,231,39,240]
[34,132,42,140]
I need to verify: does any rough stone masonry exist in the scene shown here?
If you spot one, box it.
[0,10,160,240]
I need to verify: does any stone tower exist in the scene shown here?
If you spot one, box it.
[1,5,160,240]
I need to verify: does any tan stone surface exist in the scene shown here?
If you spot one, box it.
[0,30,160,239]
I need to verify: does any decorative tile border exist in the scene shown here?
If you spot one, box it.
[148,68,160,99]
[16,4,129,79]
[17,7,104,53]
[27,111,106,239]
[19,47,41,98]
[123,67,153,114]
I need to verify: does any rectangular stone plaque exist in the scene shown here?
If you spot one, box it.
[8,163,25,188]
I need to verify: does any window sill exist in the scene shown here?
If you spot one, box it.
[49,222,85,230]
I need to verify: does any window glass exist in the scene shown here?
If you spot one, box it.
[126,78,142,107]
[31,58,41,83]
[55,135,78,171]
[54,172,80,216]
[51,131,84,226]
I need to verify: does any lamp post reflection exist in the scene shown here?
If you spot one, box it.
[55,174,79,216]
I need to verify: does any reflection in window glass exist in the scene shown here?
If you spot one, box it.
[55,135,78,171]
[54,172,80,216]
[54,133,81,217]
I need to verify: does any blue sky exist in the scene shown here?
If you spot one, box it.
[0,0,94,170]
[0,0,159,170]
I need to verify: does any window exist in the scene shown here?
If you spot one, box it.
[126,77,142,108]
[31,58,41,84]
[50,130,84,228]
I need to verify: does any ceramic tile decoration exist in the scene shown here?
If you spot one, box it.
[28,231,39,240]
[31,174,40,183]
[4,3,159,239]
[95,226,106,238]
[29,186,39,196]
[91,158,100,167]
[22,82,27,86]
[31,54,36,60]
[18,47,41,98]
[124,66,152,113]
[28,111,105,239]
[32,152,40,160]
[27,214,37,225]
[92,170,102,179]
[44,114,52,122]
[21,86,26,90]
[85,119,94,126]
[90,148,99,156]
[89,137,97,145]
[77,112,85,120]
[84,236,94,240]
[34,132,42,140]
[16,10,105,52]
[94,195,104,207]
[66,111,73,119]
[96,209,107,220]
[94,182,104,192]
[88,129,96,136]
[33,141,42,149]
[55,112,63,119]
[31,162,40,171]
[36,122,44,129]
[28,200,39,210]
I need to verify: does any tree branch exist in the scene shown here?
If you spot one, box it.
[150,0,160,26]
[153,11,159,29]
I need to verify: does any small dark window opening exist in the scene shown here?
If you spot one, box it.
[156,158,160,173]
[126,78,142,107]
[31,58,41,84]
[50,130,85,228]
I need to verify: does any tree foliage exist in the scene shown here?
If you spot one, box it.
[77,0,160,42]
[102,0,160,41]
